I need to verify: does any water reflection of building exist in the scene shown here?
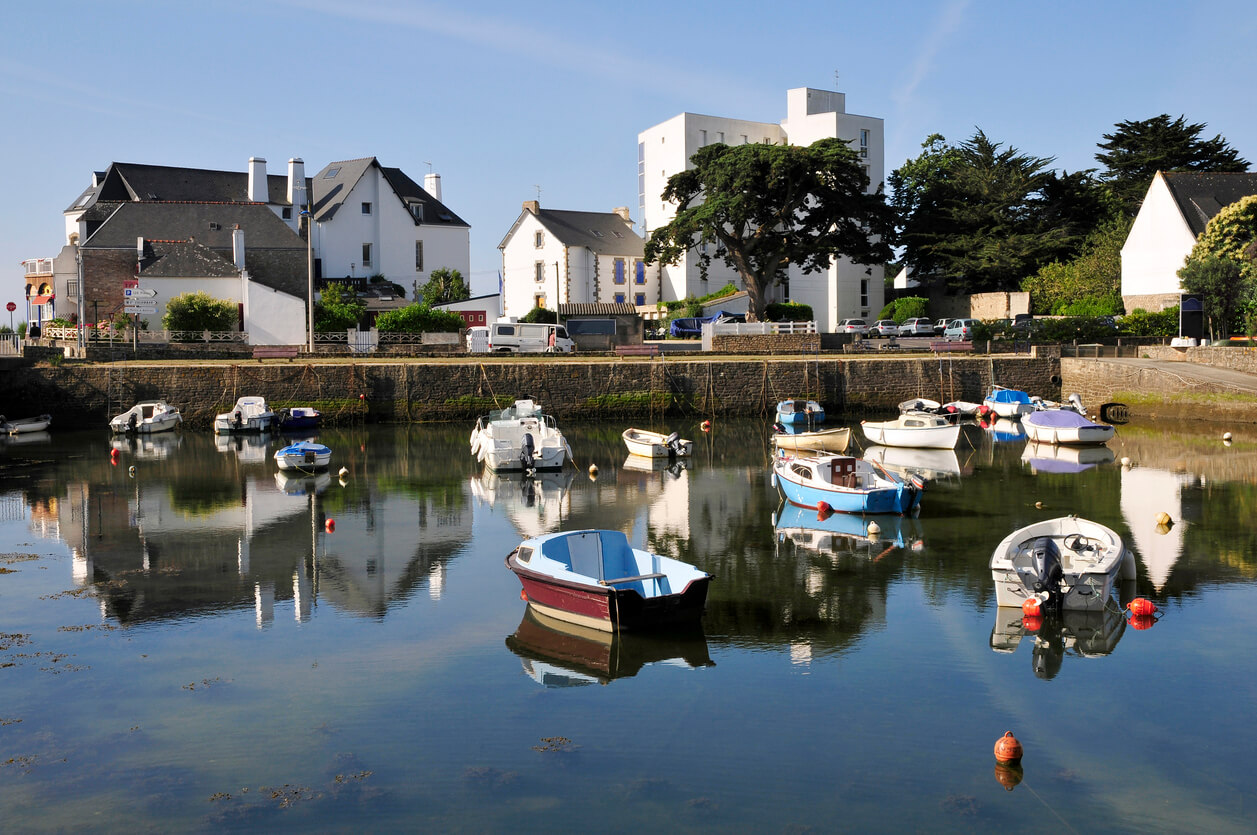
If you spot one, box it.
[1120,467,1196,591]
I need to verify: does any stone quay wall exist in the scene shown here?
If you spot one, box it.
[2,355,1060,430]
[1142,345,1257,376]
[1061,357,1257,423]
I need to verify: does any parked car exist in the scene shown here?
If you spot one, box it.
[933,319,952,336]
[870,320,899,338]
[943,319,976,341]
[837,318,869,335]
[898,318,934,336]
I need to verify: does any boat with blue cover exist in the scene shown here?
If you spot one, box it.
[775,399,825,426]
[1022,409,1114,445]
[772,453,923,515]
[982,385,1035,418]
[274,440,332,472]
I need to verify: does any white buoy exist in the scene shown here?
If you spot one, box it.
[1035,501,1043,509]
[338,467,349,478]
[1223,432,1233,442]
[867,521,881,537]
[588,463,598,477]
[128,466,136,478]
[1120,457,1132,468]
[338,478,348,488]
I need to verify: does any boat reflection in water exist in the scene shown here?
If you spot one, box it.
[862,444,973,484]
[274,470,332,496]
[469,467,574,538]
[214,431,271,463]
[773,501,922,558]
[0,430,52,446]
[111,432,183,461]
[1021,441,1115,474]
[979,415,1027,443]
[620,453,690,476]
[989,604,1128,679]
[506,605,714,687]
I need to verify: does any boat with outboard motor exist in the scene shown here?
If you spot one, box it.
[109,401,181,434]
[982,385,1035,418]
[773,452,923,515]
[274,440,332,472]
[990,516,1135,612]
[213,396,276,434]
[277,406,322,432]
[506,529,711,631]
[1022,409,1115,445]
[470,398,572,473]
[622,427,692,458]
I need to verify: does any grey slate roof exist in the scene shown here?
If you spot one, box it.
[1161,172,1257,237]
[559,303,639,316]
[66,161,299,212]
[83,202,307,298]
[310,157,468,227]
[140,240,239,278]
[500,208,642,256]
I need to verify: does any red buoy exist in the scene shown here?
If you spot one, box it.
[110,448,120,460]
[324,518,335,533]
[816,501,832,518]
[1021,597,1041,617]
[1128,614,1157,630]
[700,419,711,432]
[1126,598,1157,617]
[994,731,1023,764]
[1021,614,1043,632]
[359,393,366,401]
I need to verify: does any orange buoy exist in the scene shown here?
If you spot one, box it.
[816,501,832,518]
[110,448,120,459]
[994,731,1023,764]
[1021,614,1042,632]
[1128,614,1157,630]
[324,518,335,533]
[359,393,366,401]
[1126,598,1157,617]
[519,589,528,601]
[1021,597,1041,617]
[993,762,1024,791]
[700,419,711,432]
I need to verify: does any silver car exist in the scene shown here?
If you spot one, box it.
[898,318,933,336]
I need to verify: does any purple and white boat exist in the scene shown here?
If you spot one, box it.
[1023,410,1114,445]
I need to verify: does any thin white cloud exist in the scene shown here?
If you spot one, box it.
[893,0,971,109]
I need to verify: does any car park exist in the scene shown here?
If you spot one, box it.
[898,318,934,336]
[870,320,899,337]
[837,318,869,335]
[943,318,976,341]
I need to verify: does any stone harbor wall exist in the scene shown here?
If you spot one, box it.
[2,355,1060,430]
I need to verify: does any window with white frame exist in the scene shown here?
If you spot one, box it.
[362,243,372,267]
[534,262,545,283]
[415,241,423,271]
[534,230,544,248]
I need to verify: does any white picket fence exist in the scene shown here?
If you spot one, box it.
[702,320,817,350]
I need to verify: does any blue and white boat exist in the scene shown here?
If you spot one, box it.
[274,441,332,472]
[772,453,923,515]
[775,399,825,426]
[982,385,1035,418]
[773,502,921,553]
[1022,409,1114,445]
[278,406,322,432]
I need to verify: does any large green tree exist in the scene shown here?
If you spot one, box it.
[892,131,1106,294]
[1096,114,1251,216]
[314,282,365,332]
[1021,214,1130,314]
[644,139,894,322]
[419,267,470,307]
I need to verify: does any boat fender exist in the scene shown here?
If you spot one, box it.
[1021,597,1041,617]
[1126,598,1158,617]
[816,501,832,519]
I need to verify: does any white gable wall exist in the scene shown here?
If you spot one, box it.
[501,213,568,318]
[243,277,306,345]
[1121,173,1198,299]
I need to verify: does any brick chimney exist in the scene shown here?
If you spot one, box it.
[612,206,631,222]
[522,200,539,214]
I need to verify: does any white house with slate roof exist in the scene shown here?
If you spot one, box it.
[1121,171,1257,312]
[309,157,469,293]
[498,201,659,319]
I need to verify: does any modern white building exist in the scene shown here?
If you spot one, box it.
[497,201,659,319]
[1120,171,1257,312]
[638,87,885,331]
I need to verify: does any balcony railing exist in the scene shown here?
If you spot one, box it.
[22,258,54,276]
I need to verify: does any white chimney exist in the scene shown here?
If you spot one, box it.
[424,172,442,201]
[136,237,145,260]
[287,157,305,207]
[247,157,268,202]
[232,225,245,270]
[613,207,631,222]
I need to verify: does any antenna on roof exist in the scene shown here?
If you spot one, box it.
[833,70,840,90]
[424,161,432,174]
[534,184,542,202]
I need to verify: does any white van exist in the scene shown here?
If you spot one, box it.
[487,322,575,353]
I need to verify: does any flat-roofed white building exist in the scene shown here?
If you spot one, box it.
[638,87,885,331]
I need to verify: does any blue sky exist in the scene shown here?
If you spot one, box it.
[4,0,1255,306]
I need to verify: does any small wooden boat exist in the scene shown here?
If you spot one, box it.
[274,440,332,472]
[775,399,825,426]
[277,406,322,432]
[1022,410,1115,445]
[771,426,851,454]
[990,516,1136,612]
[506,529,711,632]
[861,411,961,449]
[0,414,51,434]
[109,401,181,434]
[622,427,692,458]
[773,453,923,515]
[982,385,1035,418]
[213,396,276,434]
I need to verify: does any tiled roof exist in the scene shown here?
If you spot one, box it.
[69,161,297,211]
[531,209,643,256]
[1161,172,1257,237]
[310,157,468,227]
[559,303,638,316]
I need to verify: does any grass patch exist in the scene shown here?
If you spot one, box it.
[1109,390,1257,406]
[582,392,674,410]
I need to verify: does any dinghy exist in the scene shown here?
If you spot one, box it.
[622,427,692,458]
[773,453,923,515]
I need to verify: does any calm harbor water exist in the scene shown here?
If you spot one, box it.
[1,416,1255,832]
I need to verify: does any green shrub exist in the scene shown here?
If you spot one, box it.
[520,307,558,324]
[877,295,928,323]
[765,302,813,321]
[163,291,235,332]
[315,283,365,332]
[1119,307,1179,337]
[374,303,465,333]
[1052,295,1123,317]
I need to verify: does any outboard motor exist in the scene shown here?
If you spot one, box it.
[128,412,139,432]
[520,432,537,476]
[664,431,682,458]
[1014,536,1064,613]
[232,410,243,430]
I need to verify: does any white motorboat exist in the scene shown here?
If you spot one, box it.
[771,426,851,454]
[213,396,276,434]
[1022,410,1115,445]
[991,516,1136,612]
[982,385,1035,418]
[861,411,960,449]
[622,427,693,458]
[0,414,51,434]
[274,441,332,472]
[470,398,572,473]
[109,401,182,434]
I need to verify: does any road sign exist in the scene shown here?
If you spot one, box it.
[5,302,14,312]
[124,287,157,298]
[124,302,158,314]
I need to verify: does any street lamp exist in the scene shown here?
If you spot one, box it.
[301,208,314,353]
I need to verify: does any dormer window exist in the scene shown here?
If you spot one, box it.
[412,204,424,222]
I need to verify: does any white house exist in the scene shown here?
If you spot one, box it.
[1121,171,1257,312]
[497,201,660,319]
[638,87,885,331]
[309,157,470,292]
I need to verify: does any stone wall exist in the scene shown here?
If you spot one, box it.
[1143,345,1257,375]
[1061,357,1257,423]
[1,355,1060,430]
[710,334,820,353]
